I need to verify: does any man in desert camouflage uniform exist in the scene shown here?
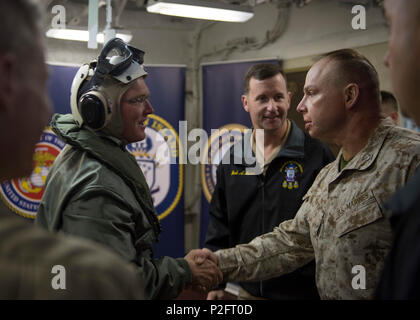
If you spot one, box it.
[211,49,420,299]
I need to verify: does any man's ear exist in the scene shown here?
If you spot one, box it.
[242,94,249,113]
[343,83,359,110]
[0,53,17,111]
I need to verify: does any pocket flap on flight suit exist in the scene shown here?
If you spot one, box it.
[336,192,383,238]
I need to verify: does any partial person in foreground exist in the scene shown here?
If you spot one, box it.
[0,0,146,299]
[375,0,420,299]
[380,90,399,125]
[200,48,420,299]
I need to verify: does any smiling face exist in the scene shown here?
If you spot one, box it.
[296,58,346,143]
[242,73,291,134]
[383,0,420,124]
[120,77,154,143]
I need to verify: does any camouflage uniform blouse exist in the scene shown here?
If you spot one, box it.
[216,118,420,299]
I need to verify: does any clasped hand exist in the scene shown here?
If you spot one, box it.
[184,248,222,292]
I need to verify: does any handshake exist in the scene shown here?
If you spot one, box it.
[184,248,222,293]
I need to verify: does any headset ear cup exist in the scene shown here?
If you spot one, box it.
[78,94,107,130]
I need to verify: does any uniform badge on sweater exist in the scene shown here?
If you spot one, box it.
[280,161,303,190]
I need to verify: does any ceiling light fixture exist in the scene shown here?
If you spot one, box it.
[46,28,133,44]
[146,0,254,22]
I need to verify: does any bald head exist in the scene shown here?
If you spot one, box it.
[297,49,382,146]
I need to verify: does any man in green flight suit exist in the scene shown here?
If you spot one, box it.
[35,38,221,300]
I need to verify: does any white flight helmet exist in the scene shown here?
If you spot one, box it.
[70,38,148,140]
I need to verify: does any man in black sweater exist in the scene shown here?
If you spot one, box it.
[205,63,334,300]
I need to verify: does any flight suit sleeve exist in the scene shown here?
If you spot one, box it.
[60,186,191,300]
